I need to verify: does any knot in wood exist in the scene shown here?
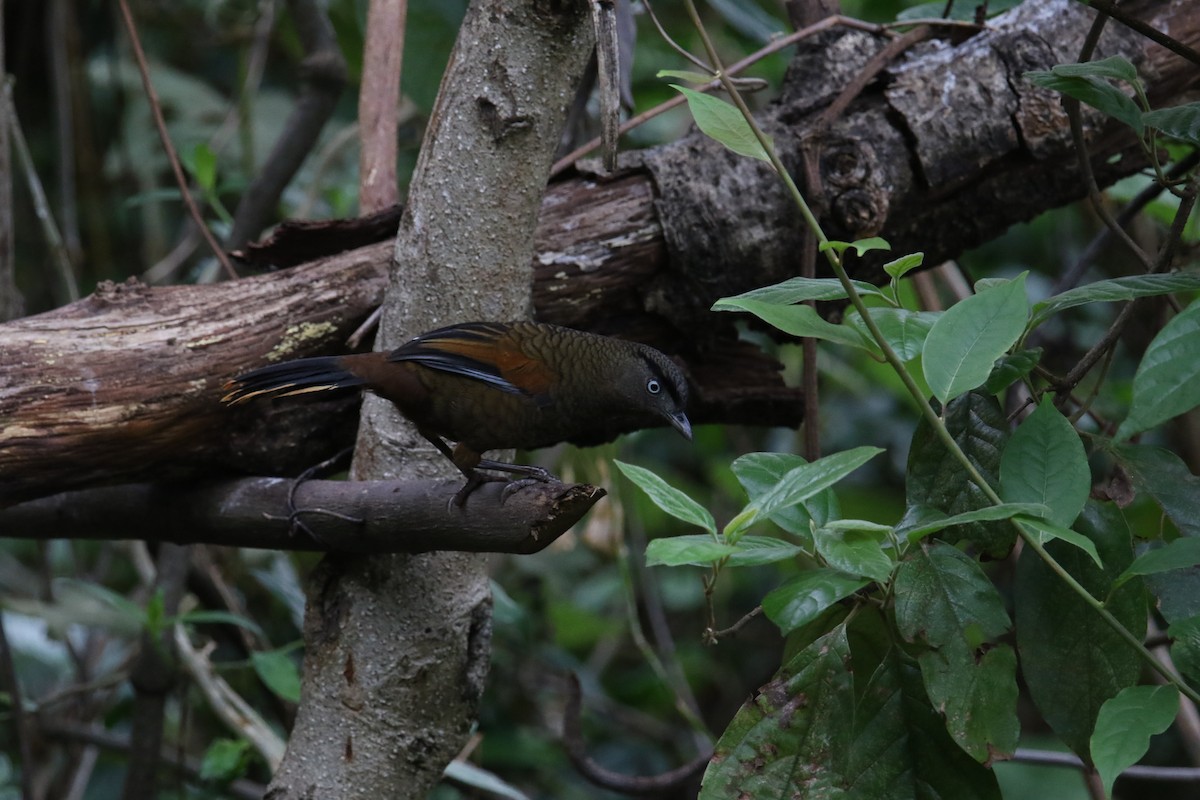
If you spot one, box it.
[832,188,886,238]
[821,140,869,189]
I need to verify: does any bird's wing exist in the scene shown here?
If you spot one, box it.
[388,322,556,400]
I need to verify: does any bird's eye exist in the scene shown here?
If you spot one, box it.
[646,379,661,395]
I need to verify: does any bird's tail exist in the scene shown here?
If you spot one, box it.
[222,357,367,405]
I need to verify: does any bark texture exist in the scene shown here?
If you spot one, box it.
[263,1,595,798]
[0,477,603,554]
[2,0,1198,507]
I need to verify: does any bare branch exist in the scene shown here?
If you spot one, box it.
[0,477,606,555]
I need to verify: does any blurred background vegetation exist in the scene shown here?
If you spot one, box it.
[2,1,1194,798]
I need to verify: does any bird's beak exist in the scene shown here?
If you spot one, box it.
[668,411,693,440]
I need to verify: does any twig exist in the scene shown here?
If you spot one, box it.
[1014,747,1200,781]
[550,12,987,176]
[115,0,238,279]
[0,614,35,800]
[227,0,347,248]
[173,624,287,770]
[1050,151,1200,297]
[5,79,79,302]
[122,542,190,800]
[1147,617,1200,765]
[40,719,266,800]
[1056,174,1198,399]
[642,0,712,73]
[561,673,710,796]
[708,605,763,640]
[1063,11,1154,272]
[1078,0,1200,68]
[623,516,711,745]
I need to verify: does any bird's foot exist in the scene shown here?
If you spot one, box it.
[450,461,558,508]
[475,459,555,483]
[287,446,357,546]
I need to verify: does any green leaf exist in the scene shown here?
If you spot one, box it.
[1116,297,1200,440]
[187,142,218,192]
[984,348,1042,393]
[702,623,855,797]
[817,236,890,256]
[672,85,771,161]
[1116,537,1200,587]
[1016,516,1103,569]
[704,611,1002,799]
[1111,443,1200,538]
[898,0,1019,20]
[731,452,838,545]
[1144,103,1200,146]
[900,502,1051,542]
[894,545,1019,762]
[1000,398,1090,528]
[762,569,870,634]
[713,297,870,350]
[252,649,302,703]
[1170,615,1200,682]
[726,536,805,567]
[745,447,883,533]
[656,68,715,84]
[1015,502,1145,758]
[813,525,894,582]
[645,535,736,567]
[614,460,716,534]
[845,307,939,362]
[711,276,882,307]
[919,647,1019,764]
[883,252,925,280]
[1030,271,1200,328]
[1110,443,1200,623]
[1091,685,1178,796]
[443,760,533,800]
[923,273,1029,403]
[199,738,251,782]
[905,391,1014,558]
[1025,69,1143,133]
[895,544,1013,644]
[1047,55,1140,84]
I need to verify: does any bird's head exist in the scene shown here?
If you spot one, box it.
[619,345,692,440]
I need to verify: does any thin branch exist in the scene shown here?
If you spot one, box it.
[40,719,266,800]
[562,673,710,796]
[114,0,238,279]
[1014,747,1200,781]
[1056,174,1199,399]
[173,625,286,769]
[1077,0,1200,68]
[550,12,987,176]
[5,80,79,302]
[1050,151,1200,296]
[708,605,763,641]
[227,0,347,249]
[0,615,35,800]
[122,542,189,800]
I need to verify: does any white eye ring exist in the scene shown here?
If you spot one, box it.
[647,379,661,395]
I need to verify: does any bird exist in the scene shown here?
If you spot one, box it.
[222,320,692,501]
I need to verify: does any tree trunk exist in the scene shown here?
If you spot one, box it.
[263,1,594,797]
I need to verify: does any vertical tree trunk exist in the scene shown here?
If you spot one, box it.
[265,2,594,797]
